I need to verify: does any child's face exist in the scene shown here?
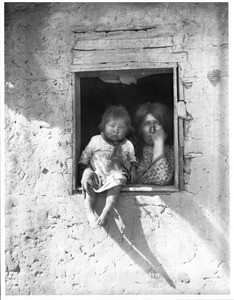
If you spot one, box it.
[104,117,128,142]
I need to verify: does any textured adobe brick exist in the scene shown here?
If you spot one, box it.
[5,2,229,295]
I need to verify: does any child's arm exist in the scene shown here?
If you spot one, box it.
[78,136,98,197]
[81,167,99,198]
[129,164,137,184]
[126,140,138,184]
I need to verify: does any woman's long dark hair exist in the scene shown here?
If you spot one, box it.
[133,102,173,160]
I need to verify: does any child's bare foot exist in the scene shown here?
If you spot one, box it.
[86,212,98,228]
[96,214,108,227]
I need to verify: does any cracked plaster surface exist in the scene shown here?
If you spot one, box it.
[4,2,229,295]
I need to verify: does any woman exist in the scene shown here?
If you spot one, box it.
[134,102,174,185]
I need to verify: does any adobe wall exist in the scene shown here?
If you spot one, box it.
[4,2,229,295]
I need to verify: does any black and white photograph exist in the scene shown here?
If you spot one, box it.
[1,1,232,298]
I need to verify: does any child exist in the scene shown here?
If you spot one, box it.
[79,105,137,228]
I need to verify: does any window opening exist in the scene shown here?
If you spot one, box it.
[72,67,183,194]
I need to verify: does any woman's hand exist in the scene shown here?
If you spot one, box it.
[81,168,99,198]
[151,126,167,144]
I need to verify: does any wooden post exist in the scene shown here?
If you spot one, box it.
[173,67,179,190]
[72,73,81,194]
[177,64,185,190]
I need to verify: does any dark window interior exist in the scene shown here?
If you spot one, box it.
[80,73,174,154]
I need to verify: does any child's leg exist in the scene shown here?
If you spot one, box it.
[97,185,122,227]
[84,189,98,228]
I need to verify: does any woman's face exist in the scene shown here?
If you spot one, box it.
[140,114,164,146]
[104,117,128,142]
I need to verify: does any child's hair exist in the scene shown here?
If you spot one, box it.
[98,105,133,134]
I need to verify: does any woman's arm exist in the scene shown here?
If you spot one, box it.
[152,126,166,161]
[152,138,164,161]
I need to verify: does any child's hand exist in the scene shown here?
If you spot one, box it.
[129,166,137,184]
[81,168,99,198]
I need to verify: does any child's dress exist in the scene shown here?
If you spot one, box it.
[79,132,137,192]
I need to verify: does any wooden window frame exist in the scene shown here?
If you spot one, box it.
[72,64,184,194]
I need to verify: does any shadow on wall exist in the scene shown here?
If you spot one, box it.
[95,195,176,289]
[160,194,230,276]
[94,190,229,288]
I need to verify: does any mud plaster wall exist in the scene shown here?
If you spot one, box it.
[4,2,229,295]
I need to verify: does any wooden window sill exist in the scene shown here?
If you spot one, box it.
[74,184,179,194]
